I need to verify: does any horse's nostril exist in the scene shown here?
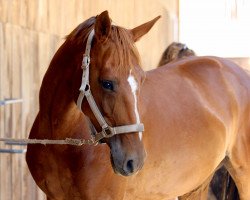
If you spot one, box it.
[126,159,134,173]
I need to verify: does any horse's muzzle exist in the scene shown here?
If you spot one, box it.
[110,152,144,176]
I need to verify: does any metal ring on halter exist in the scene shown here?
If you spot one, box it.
[102,126,115,138]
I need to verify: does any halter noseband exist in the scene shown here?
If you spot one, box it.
[77,29,144,144]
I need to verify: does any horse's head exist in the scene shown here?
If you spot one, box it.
[158,42,196,66]
[71,11,160,176]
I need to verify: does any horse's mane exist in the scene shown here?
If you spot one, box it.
[67,17,96,46]
[67,16,140,74]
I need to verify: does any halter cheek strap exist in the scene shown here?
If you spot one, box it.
[77,29,94,107]
[77,29,144,144]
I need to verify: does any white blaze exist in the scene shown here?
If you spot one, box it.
[127,71,142,140]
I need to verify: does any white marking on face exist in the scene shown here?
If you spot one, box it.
[127,70,142,140]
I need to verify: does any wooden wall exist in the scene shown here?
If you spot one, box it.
[0,0,178,199]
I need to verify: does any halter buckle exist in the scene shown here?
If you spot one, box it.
[102,126,114,138]
[82,54,90,69]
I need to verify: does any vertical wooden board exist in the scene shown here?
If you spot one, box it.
[11,25,23,200]
[89,0,112,20]
[2,23,13,200]
[74,0,87,24]
[0,0,10,22]
[0,23,13,200]
[0,22,4,200]
[132,0,168,70]
[19,28,29,139]
[37,0,49,33]
[60,0,76,36]
[27,0,38,30]
[48,0,61,35]
[121,1,135,27]
[31,37,40,113]
[20,28,29,200]
[109,1,128,25]
[0,23,5,99]
[11,25,22,139]
[81,0,92,20]
[20,0,28,28]
[12,152,23,200]
[18,154,26,200]
[20,29,32,135]
[10,0,21,25]
[31,38,40,117]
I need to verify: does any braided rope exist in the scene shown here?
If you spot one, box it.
[0,137,96,146]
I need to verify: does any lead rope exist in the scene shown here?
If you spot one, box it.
[0,137,96,146]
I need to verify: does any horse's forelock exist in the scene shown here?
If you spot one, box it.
[108,26,141,74]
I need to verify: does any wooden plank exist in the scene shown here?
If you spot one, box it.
[19,0,28,28]
[48,0,61,35]
[27,0,38,30]
[10,0,21,25]
[0,22,13,200]
[21,28,37,200]
[0,21,4,200]
[37,0,49,33]
[60,0,75,36]
[0,0,10,22]
[11,25,23,200]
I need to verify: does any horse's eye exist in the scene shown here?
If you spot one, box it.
[101,80,114,91]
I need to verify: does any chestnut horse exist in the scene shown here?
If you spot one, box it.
[26,11,250,200]
[158,42,240,200]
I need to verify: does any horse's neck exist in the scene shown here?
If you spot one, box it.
[37,45,87,139]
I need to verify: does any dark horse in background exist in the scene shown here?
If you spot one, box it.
[158,42,239,200]
[26,11,250,200]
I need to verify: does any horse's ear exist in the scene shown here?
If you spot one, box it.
[131,16,161,42]
[95,10,111,43]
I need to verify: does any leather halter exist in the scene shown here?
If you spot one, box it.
[77,29,144,143]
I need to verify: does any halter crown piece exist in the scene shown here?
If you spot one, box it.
[77,29,144,144]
